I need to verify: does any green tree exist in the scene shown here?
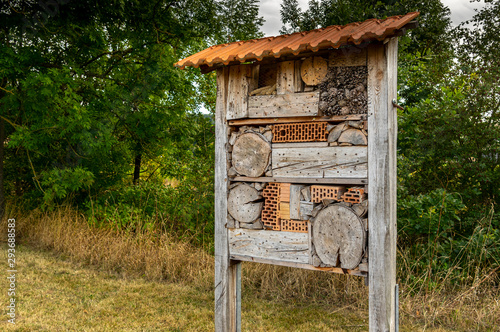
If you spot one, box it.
[0,0,265,216]
[0,1,245,210]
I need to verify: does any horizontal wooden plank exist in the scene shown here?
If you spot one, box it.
[230,176,368,185]
[248,92,319,118]
[272,142,329,149]
[229,114,366,126]
[229,229,309,264]
[230,254,367,277]
[272,146,367,178]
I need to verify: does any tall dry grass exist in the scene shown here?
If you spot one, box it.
[2,203,499,330]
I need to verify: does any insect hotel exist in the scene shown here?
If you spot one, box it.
[175,12,419,332]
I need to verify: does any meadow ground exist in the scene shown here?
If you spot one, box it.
[0,207,497,331]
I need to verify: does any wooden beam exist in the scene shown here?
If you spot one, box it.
[248,92,320,118]
[215,67,241,332]
[276,60,296,94]
[367,38,398,332]
[229,229,309,264]
[228,114,366,126]
[230,176,368,185]
[230,254,367,277]
[272,146,368,178]
[227,65,250,120]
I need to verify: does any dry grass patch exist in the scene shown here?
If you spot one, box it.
[1,204,499,330]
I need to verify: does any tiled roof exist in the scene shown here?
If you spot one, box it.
[175,12,419,70]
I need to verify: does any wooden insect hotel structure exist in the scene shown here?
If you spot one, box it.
[175,12,419,332]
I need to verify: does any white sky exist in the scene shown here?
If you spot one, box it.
[258,0,486,37]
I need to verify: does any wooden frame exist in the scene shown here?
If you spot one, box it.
[367,38,398,332]
[214,39,399,332]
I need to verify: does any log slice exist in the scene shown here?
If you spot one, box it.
[232,132,271,177]
[227,184,262,223]
[312,204,365,269]
[301,56,328,86]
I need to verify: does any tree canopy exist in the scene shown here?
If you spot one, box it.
[0,0,264,218]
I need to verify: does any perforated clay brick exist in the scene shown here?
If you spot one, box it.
[262,183,281,231]
[273,122,328,143]
[310,185,346,203]
[341,187,366,204]
[281,219,308,233]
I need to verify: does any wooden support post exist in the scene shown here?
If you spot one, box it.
[215,67,241,332]
[367,38,398,332]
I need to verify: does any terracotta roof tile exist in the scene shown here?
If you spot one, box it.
[175,12,419,70]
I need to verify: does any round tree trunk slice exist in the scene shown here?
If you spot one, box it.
[227,184,262,223]
[232,132,271,177]
[312,205,365,270]
[338,129,367,145]
[301,56,328,86]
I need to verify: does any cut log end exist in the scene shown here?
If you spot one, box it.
[232,132,271,177]
[312,204,365,269]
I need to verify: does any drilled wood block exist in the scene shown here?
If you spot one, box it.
[280,183,291,202]
[281,219,308,233]
[341,187,366,203]
[310,185,346,203]
[280,202,290,220]
[272,122,328,143]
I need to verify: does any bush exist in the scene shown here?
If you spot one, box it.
[84,180,214,249]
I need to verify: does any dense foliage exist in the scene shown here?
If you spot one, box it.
[281,0,500,282]
[0,0,263,246]
[1,0,499,280]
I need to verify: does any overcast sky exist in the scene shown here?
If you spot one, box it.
[258,0,486,37]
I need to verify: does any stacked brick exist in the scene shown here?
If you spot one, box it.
[262,183,281,230]
[281,219,308,232]
[311,185,346,203]
[341,187,366,203]
[272,122,328,142]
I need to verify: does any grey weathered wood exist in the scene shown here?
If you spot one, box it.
[215,67,240,332]
[338,129,368,146]
[229,229,309,264]
[227,184,262,223]
[299,201,314,219]
[230,176,368,185]
[248,92,320,118]
[272,142,329,149]
[272,146,367,178]
[227,65,250,120]
[352,200,368,218]
[312,205,365,269]
[289,184,304,219]
[236,263,241,332]
[239,219,263,230]
[228,114,365,126]
[368,38,398,332]
[300,186,311,202]
[327,123,345,142]
[229,254,367,277]
[277,61,295,94]
[232,132,271,177]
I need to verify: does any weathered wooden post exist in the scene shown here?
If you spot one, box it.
[175,12,419,332]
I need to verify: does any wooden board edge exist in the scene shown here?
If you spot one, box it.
[231,177,368,185]
[230,254,367,277]
[229,115,367,126]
